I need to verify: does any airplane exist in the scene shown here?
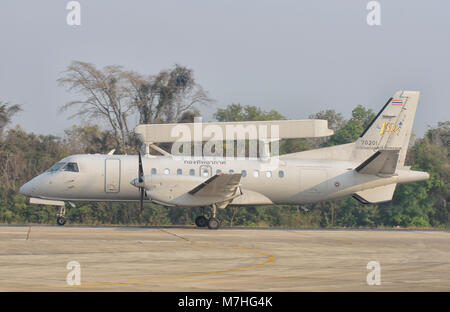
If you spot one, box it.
[19,91,429,229]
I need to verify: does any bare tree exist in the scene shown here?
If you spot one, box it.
[58,61,133,151]
[123,64,213,124]
[59,62,213,152]
[121,71,160,124]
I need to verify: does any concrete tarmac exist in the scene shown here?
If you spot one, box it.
[0,225,448,291]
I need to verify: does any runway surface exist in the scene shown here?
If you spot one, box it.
[0,225,448,291]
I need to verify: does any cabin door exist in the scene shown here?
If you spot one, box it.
[105,159,121,193]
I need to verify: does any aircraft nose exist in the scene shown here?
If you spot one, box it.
[19,181,33,196]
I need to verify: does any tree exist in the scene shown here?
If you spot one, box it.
[328,105,375,145]
[59,62,213,152]
[123,64,213,124]
[425,121,450,149]
[309,109,345,132]
[58,61,132,151]
[64,124,116,154]
[308,109,345,148]
[215,103,285,122]
[0,101,21,138]
[351,105,376,128]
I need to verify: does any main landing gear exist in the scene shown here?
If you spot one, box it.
[195,204,221,230]
[57,205,66,226]
[195,215,208,227]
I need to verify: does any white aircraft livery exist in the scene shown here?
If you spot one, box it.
[20,91,429,229]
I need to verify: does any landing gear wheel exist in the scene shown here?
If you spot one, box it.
[208,218,220,230]
[57,216,66,226]
[57,205,67,226]
[195,216,208,228]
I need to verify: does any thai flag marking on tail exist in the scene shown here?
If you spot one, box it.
[391,100,403,106]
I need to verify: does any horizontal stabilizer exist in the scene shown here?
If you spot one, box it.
[356,150,400,175]
[353,183,397,204]
[189,173,242,199]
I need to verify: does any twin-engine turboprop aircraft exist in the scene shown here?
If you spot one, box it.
[20,91,429,229]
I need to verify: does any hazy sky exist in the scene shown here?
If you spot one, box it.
[0,0,449,138]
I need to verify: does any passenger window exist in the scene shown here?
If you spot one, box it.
[265,171,272,178]
[177,169,182,175]
[279,170,285,178]
[253,170,259,178]
[164,168,170,175]
[189,169,195,176]
[241,170,247,177]
[62,162,79,172]
[151,168,157,174]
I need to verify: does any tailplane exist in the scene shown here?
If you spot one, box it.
[355,149,399,176]
[353,183,397,204]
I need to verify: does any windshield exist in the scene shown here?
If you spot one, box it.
[46,162,66,172]
[62,162,79,172]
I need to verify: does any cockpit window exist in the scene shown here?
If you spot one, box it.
[46,162,66,172]
[62,162,79,172]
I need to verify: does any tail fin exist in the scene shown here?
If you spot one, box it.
[355,91,420,167]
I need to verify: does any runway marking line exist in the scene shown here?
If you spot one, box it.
[56,229,276,288]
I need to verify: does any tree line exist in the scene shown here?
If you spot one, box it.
[0,62,448,228]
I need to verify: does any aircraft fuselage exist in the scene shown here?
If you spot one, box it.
[19,153,428,207]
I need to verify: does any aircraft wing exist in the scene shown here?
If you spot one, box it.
[189,173,242,199]
[355,149,400,175]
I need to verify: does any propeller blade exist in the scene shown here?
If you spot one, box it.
[138,152,143,183]
[140,188,144,216]
[137,152,145,222]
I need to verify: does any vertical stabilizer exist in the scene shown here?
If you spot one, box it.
[355,91,420,167]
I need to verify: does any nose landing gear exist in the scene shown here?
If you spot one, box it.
[57,205,66,226]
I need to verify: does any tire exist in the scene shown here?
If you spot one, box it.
[195,216,208,228]
[207,218,220,230]
[57,216,66,226]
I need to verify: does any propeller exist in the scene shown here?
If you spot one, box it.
[138,152,145,220]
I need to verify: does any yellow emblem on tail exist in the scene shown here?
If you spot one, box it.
[379,122,401,134]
